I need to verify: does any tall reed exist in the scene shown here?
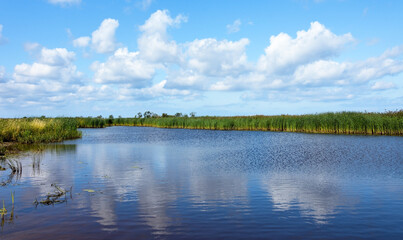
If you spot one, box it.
[0,118,82,143]
[75,111,402,136]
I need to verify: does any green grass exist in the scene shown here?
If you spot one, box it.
[75,110,403,136]
[0,111,401,146]
[0,118,82,144]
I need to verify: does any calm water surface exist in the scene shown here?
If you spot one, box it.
[1,127,402,239]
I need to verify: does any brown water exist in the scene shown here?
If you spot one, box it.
[1,127,403,239]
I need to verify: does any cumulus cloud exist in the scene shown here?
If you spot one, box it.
[71,19,119,54]
[165,22,355,92]
[13,47,80,83]
[88,15,402,104]
[91,19,119,54]
[353,46,403,83]
[293,60,348,86]
[257,21,354,74]
[371,81,397,90]
[212,45,403,97]
[73,36,91,47]
[227,19,241,34]
[72,18,119,54]
[138,10,186,63]
[166,38,250,89]
[118,80,193,100]
[48,0,81,6]
[185,38,250,76]
[0,46,84,110]
[4,10,403,112]
[91,47,157,86]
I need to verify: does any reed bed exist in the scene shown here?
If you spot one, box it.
[1,111,401,143]
[75,111,402,136]
[0,118,82,144]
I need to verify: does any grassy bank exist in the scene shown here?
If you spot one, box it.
[0,111,401,152]
[0,118,82,144]
[76,111,403,136]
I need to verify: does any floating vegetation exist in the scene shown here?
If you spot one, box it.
[83,189,95,193]
[33,184,72,206]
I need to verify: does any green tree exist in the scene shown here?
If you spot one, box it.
[144,111,152,118]
[108,115,114,124]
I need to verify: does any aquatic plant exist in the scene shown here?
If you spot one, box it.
[1,192,16,230]
[34,184,72,206]
[0,200,6,217]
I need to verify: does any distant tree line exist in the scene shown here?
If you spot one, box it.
[92,112,197,121]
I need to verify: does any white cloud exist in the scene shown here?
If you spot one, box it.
[4,11,402,111]
[138,10,186,63]
[371,81,396,90]
[163,22,356,92]
[152,19,402,102]
[353,47,403,83]
[73,36,91,47]
[13,47,81,83]
[0,66,5,80]
[39,48,76,66]
[257,21,354,74]
[71,19,119,53]
[166,38,250,89]
[118,80,193,100]
[92,19,119,54]
[48,0,81,6]
[185,38,250,76]
[227,19,241,34]
[91,48,157,86]
[291,46,403,87]
[293,60,348,85]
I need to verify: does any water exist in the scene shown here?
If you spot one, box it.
[1,127,402,239]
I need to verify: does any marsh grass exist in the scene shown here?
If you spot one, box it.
[0,118,82,144]
[76,111,402,136]
[1,111,401,144]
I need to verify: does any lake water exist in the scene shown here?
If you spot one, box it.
[1,127,403,239]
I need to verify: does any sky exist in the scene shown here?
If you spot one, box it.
[0,0,402,117]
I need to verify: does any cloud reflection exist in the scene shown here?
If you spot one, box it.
[262,172,352,224]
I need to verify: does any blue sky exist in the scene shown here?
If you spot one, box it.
[0,0,402,117]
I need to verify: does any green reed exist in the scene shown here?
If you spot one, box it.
[78,111,402,136]
[2,111,401,142]
[0,118,82,144]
